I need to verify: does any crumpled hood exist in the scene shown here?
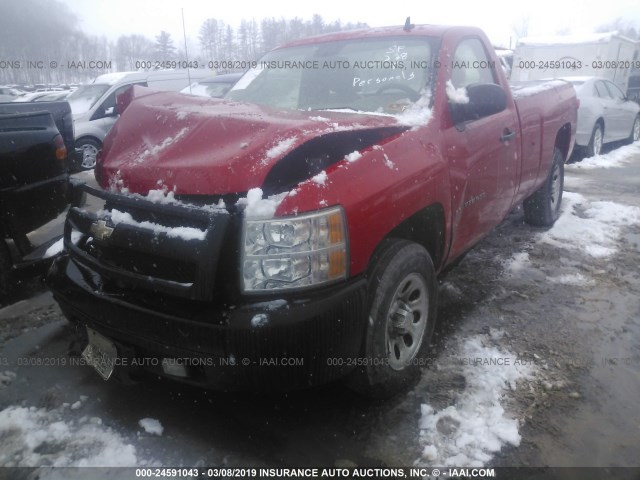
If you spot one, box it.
[97,88,405,195]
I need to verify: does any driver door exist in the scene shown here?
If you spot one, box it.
[444,38,520,259]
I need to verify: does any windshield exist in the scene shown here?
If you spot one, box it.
[227,37,436,113]
[66,84,110,114]
[182,81,235,98]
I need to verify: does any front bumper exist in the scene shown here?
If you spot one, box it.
[48,253,368,391]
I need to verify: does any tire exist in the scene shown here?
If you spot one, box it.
[627,115,640,144]
[523,147,564,227]
[77,137,101,170]
[0,240,14,303]
[586,123,603,157]
[346,240,437,398]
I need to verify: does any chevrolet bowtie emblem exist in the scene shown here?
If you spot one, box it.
[89,219,114,241]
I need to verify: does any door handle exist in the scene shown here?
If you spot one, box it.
[500,129,516,143]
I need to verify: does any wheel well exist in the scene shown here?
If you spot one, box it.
[595,118,604,133]
[76,136,102,147]
[373,204,446,271]
[555,122,572,160]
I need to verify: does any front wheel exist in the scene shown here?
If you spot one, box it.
[77,137,101,170]
[523,147,564,227]
[346,240,437,398]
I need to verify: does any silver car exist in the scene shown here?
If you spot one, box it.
[564,76,640,157]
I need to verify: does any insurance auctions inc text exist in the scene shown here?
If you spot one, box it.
[189,468,497,478]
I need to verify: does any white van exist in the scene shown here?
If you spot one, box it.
[67,70,210,169]
[511,32,639,95]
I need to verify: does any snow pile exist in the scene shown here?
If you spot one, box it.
[548,273,594,286]
[138,418,164,436]
[503,252,530,274]
[145,187,177,204]
[43,231,84,259]
[345,151,362,163]
[312,171,328,185]
[395,93,432,127]
[417,336,533,467]
[0,406,143,467]
[567,141,640,170]
[137,127,189,164]
[266,137,297,159]
[540,192,640,258]
[237,188,287,219]
[108,209,206,241]
[251,313,269,327]
[445,80,469,104]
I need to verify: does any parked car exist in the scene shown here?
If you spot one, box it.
[48,23,577,397]
[180,72,243,98]
[0,101,83,300]
[33,91,71,102]
[67,70,211,170]
[562,76,640,156]
[0,86,25,102]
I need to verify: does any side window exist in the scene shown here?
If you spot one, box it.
[451,38,496,88]
[100,83,147,116]
[604,81,625,101]
[594,81,611,99]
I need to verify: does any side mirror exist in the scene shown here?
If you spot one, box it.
[104,106,116,116]
[450,83,507,125]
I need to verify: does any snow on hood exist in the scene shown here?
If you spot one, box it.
[97,90,410,196]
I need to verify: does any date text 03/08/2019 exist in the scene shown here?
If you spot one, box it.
[134,467,497,478]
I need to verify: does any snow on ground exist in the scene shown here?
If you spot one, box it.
[416,335,534,467]
[138,418,164,436]
[547,273,594,286]
[503,252,531,274]
[0,405,152,467]
[539,192,640,258]
[567,141,640,170]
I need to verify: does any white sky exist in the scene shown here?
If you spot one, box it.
[63,0,640,50]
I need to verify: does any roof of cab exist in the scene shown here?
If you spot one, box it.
[275,24,478,49]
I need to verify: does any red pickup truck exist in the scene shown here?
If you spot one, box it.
[48,24,578,397]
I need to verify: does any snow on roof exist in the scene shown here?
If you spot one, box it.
[92,71,139,85]
[510,79,569,98]
[517,31,629,46]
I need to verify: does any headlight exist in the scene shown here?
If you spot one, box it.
[242,206,348,292]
